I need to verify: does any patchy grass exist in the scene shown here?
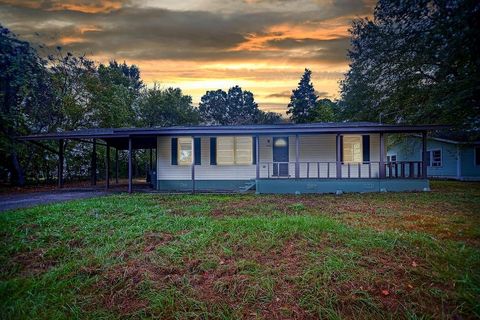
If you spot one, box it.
[0,180,479,319]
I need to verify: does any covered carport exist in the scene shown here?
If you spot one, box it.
[19,128,157,193]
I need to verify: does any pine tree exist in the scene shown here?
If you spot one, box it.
[287,69,318,123]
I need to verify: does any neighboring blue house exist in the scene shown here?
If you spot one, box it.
[388,136,480,181]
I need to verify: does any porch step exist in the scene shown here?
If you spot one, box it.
[239,181,256,193]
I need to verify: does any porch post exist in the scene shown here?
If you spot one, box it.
[379,133,385,178]
[115,149,119,184]
[91,138,97,186]
[422,131,427,179]
[255,135,260,179]
[58,139,64,188]
[191,136,195,193]
[149,148,153,170]
[128,137,132,193]
[336,134,342,178]
[295,134,300,178]
[105,143,110,190]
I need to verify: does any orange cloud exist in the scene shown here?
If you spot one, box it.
[1,0,124,13]
[233,17,350,52]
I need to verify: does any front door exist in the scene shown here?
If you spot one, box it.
[273,137,289,177]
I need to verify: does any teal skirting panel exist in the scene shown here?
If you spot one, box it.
[256,179,429,194]
[157,180,251,192]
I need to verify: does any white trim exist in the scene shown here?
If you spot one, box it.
[428,148,442,167]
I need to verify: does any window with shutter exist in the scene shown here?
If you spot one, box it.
[217,137,235,165]
[235,137,252,164]
[216,136,253,165]
[178,137,193,165]
[343,135,362,163]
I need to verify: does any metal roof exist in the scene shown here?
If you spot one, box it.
[19,122,448,141]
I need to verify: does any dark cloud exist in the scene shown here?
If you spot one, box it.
[0,1,359,63]
[265,90,291,98]
[315,91,332,98]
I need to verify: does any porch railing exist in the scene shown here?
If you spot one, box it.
[259,161,424,179]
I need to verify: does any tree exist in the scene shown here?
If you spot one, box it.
[91,61,143,128]
[0,25,54,185]
[256,111,283,124]
[199,85,276,125]
[286,69,318,123]
[340,0,480,139]
[310,98,336,122]
[137,84,199,127]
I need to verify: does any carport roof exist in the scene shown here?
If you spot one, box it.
[18,122,449,150]
[20,122,448,139]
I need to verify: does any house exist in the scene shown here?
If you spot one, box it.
[20,122,446,194]
[388,136,480,181]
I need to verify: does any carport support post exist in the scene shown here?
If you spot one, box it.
[91,138,97,186]
[128,138,133,194]
[58,139,64,188]
[105,144,110,190]
[422,131,427,179]
[191,136,196,194]
[115,149,119,184]
[255,135,260,179]
[149,148,153,170]
[379,133,385,178]
[336,134,342,178]
[295,134,300,178]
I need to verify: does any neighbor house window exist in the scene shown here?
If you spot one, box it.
[428,149,442,167]
[390,155,397,162]
[217,136,252,165]
[343,135,362,163]
[178,137,193,165]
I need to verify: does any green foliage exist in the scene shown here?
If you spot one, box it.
[137,84,199,127]
[310,98,337,122]
[340,0,480,139]
[287,68,318,123]
[199,85,282,125]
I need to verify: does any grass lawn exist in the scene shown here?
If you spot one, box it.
[1,181,479,319]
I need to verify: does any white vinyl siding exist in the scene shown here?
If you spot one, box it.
[157,134,381,180]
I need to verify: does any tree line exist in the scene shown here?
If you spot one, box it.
[1,0,478,186]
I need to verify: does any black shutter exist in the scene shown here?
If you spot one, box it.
[426,151,431,166]
[252,137,257,165]
[362,135,370,163]
[194,138,201,165]
[210,137,217,165]
[171,138,178,165]
[340,135,344,162]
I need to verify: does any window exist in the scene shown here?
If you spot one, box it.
[217,136,252,165]
[178,137,193,165]
[475,147,480,166]
[343,135,362,163]
[235,136,253,164]
[427,149,442,167]
[390,155,397,162]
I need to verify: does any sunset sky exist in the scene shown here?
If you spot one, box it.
[0,0,375,114]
